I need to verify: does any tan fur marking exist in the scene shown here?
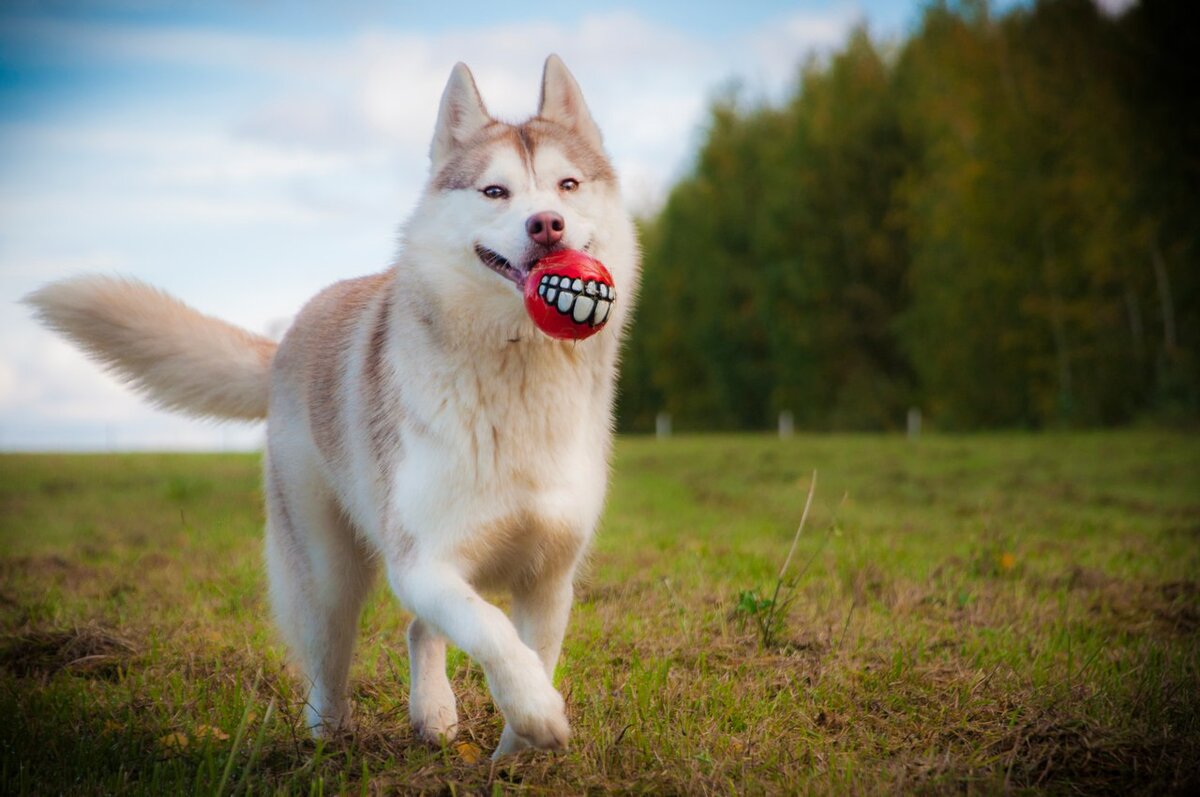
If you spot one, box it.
[363,286,401,473]
[392,530,416,564]
[432,118,615,191]
[303,274,389,466]
[432,123,509,191]
[512,126,535,173]
[524,118,616,184]
[460,512,583,592]
[268,463,294,539]
[490,423,501,471]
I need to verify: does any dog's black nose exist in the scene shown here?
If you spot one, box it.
[526,211,565,247]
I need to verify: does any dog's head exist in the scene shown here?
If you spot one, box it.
[403,56,636,338]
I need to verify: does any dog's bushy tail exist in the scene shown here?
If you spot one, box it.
[24,276,276,421]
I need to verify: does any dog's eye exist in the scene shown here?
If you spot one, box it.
[481,185,509,200]
[559,178,580,192]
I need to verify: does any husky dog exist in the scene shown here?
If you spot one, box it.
[25,55,639,758]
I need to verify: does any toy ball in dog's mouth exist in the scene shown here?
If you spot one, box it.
[524,249,616,340]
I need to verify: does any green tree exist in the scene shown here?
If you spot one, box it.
[617,0,1198,432]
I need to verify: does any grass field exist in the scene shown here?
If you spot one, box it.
[1,432,1198,794]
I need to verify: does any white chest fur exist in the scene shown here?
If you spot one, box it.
[376,321,615,587]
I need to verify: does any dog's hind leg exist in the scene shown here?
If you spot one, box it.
[265,456,376,736]
[512,570,575,678]
[494,568,576,757]
[406,618,458,744]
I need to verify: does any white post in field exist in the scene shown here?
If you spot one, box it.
[907,407,922,440]
[655,411,672,439]
[778,410,794,439]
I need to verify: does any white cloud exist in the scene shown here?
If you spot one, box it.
[1092,0,1136,16]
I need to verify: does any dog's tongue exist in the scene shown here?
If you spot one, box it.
[524,250,616,340]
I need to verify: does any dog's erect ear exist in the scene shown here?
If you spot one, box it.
[538,54,603,150]
[431,62,491,168]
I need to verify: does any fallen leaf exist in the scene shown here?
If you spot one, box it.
[159,732,189,751]
[194,724,230,742]
[455,741,483,764]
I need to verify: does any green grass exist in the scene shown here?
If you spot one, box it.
[1,432,1198,794]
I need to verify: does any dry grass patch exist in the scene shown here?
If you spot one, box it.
[0,622,137,680]
[1,433,1198,794]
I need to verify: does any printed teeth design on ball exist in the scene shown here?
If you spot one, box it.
[523,248,615,340]
[535,273,615,326]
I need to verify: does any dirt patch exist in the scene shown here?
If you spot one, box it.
[1156,581,1200,635]
[1050,564,1118,592]
[986,709,1200,793]
[1083,578,1200,637]
[846,562,894,606]
[0,554,98,589]
[37,478,82,497]
[0,622,137,680]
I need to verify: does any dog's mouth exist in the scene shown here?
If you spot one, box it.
[475,241,594,289]
[474,245,523,287]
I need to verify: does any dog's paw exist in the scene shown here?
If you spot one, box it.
[491,657,570,752]
[502,699,570,753]
[305,698,352,739]
[409,678,459,745]
[492,723,531,759]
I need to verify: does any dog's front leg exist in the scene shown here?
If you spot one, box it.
[388,561,570,753]
[494,569,576,758]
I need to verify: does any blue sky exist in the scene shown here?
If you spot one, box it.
[0,0,1037,450]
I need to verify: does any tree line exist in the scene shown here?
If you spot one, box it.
[617,0,1197,432]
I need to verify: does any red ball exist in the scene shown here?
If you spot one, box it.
[524,250,616,340]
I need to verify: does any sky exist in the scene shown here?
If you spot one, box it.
[0,0,1072,450]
